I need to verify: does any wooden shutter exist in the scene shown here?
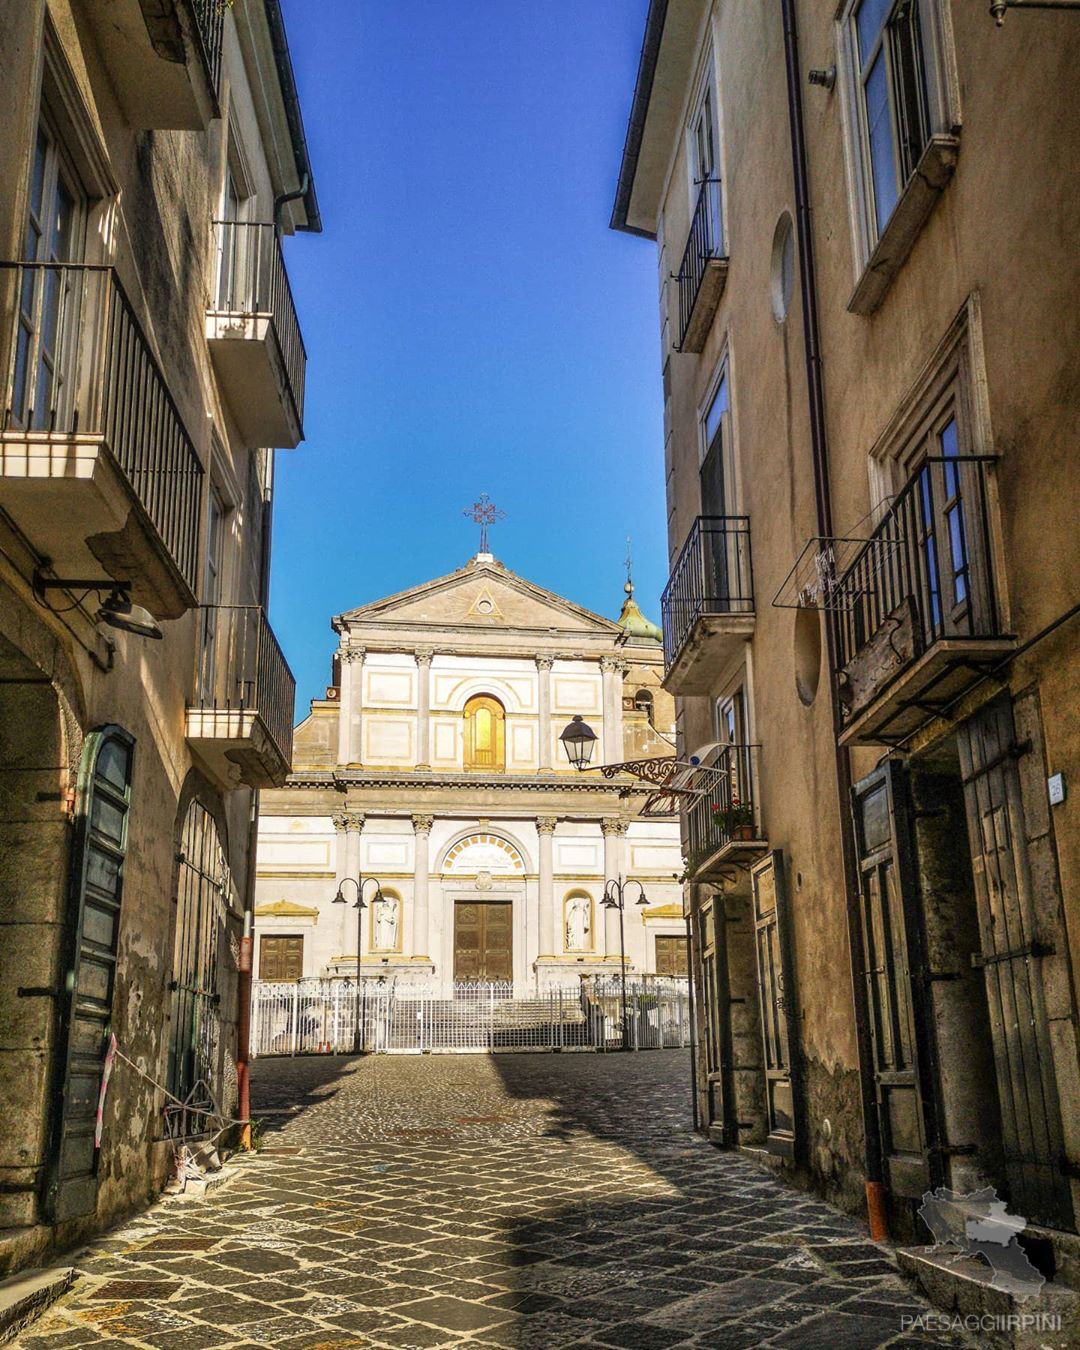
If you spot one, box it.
[752,851,801,1160]
[851,760,940,1198]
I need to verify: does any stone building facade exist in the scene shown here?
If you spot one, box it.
[0,0,317,1272]
[255,554,685,993]
[612,0,1080,1266]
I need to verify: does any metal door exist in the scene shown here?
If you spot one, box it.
[47,729,134,1222]
[454,901,512,983]
[752,851,800,1158]
[958,698,1072,1229]
[166,802,229,1139]
[852,761,940,1198]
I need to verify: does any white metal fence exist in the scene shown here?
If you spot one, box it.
[250,977,691,1057]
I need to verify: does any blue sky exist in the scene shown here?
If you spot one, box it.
[273,0,661,709]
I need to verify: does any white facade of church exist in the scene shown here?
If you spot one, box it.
[254,554,686,993]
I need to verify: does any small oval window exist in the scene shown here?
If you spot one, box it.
[794,606,821,707]
[771,212,795,322]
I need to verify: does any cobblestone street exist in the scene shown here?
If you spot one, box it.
[18,1053,966,1349]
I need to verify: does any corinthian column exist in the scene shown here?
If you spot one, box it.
[601,818,626,959]
[535,656,554,773]
[536,816,557,958]
[415,648,434,769]
[411,814,434,962]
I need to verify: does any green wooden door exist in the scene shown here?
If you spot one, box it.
[46,729,134,1222]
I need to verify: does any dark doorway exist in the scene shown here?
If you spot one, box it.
[454,900,512,982]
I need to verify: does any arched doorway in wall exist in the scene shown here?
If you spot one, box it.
[0,629,93,1226]
[166,799,231,1139]
[463,694,505,771]
[441,832,527,985]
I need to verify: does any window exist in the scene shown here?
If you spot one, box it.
[259,935,303,981]
[199,481,228,700]
[633,689,655,727]
[850,0,931,237]
[463,695,505,772]
[689,81,723,255]
[700,369,730,517]
[13,115,86,430]
[865,309,993,649]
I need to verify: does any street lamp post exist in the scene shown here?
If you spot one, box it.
[332,875,384,1054]
[601,878,649,1050]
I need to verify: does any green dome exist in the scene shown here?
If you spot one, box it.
[616,591,663,644]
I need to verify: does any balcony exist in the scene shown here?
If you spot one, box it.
[685,744,767,878]
[187,605,296,789]
[78,0,223,130]
[0,263,202,618]
[206,222,306,449]
[676,179,728,353]
[661,516,754,695]
[834,455,1013,746]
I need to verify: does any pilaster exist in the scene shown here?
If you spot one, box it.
[411,813,434,962]
[536,816,558,959]
[535,656,554,774]
[336,647,365,766]
[601,818,627,958]
[415,648,434,770]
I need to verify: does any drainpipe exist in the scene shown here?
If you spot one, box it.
[235,788,259,1148]
[274,174,310,232]
[685,911,700,1131]
[780,0,888,1241]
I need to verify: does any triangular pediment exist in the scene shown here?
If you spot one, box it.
[336,558,621,636]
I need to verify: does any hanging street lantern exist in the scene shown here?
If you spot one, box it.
[559,715,598,770]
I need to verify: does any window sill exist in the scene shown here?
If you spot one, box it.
[847,134,960,317]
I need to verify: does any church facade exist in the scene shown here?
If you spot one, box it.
[254,553,686,992]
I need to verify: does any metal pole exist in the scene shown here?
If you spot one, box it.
[353,894,363,1053]
[618,891,629,1052]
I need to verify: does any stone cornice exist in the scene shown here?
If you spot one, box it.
[284,769,653,796]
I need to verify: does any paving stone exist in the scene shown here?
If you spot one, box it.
[16,1054,969,1350]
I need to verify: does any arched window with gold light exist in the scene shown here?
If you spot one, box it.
[463,694,505,771]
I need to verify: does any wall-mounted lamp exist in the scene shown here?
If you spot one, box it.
[33,567,163,640]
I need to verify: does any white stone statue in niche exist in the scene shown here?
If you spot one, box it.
[373,893,399,950]
[565,895,591,952]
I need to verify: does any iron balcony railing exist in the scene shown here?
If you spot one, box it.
[191,0,226,95]
[677,177,725,349]
[0,262,203,592]
[834,455,1002,674]
[661,515,754,668]
[194,604,296,766]
[212,220,307,430]
[685,743,762,865]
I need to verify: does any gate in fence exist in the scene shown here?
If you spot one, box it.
[250,977,691,1057]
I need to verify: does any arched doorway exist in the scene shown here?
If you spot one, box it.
[0,634,82,1225]
[463,694,505,771]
